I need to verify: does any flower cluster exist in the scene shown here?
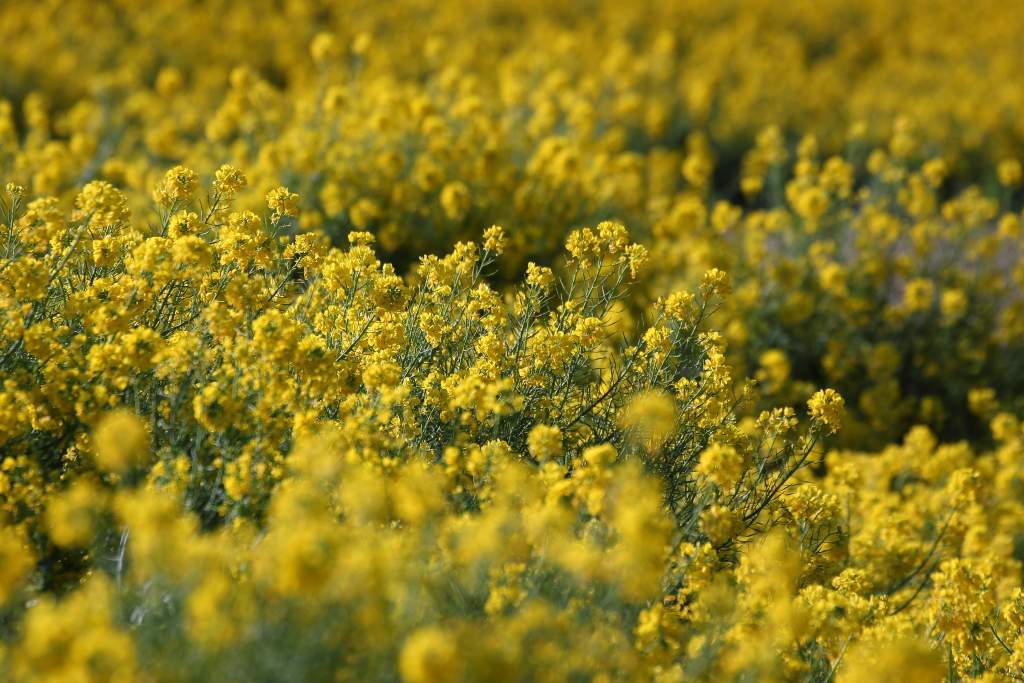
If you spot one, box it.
[0,169,854,682]
[1,0,1024,680]
[648,127,1024,448]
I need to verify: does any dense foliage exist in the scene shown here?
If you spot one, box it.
[1,1,1024,681]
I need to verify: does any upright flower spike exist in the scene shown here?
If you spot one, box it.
[266,187,300,219]
[807,389,845,435]
[153,166,200,209]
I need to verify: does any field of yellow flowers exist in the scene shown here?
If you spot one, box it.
[2,0,1024,681]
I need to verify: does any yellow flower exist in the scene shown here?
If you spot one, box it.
[73,180,131,226]
[439,181,471,221]
[266,186,300,218]
[807,388,845,434]
[755,348,791,394]
[46,479,103,548]
[967,387,999,420]
[157,166,200,205]
[92,409,149,473]
[903,277,935,312]
[695,442,746,490]
[399,627,459,683]
[212,164,247,198]
[940,288,968,321]
[482,225,505,254]
[351,31,373,56]
[998,159,1023,187]
[309,32,339,65]
[700,268,732,299]
[527,424,563,463]
[349,197,381,229]
[525,262,554,289]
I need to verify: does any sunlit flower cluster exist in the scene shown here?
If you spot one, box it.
[1,0,1024,681]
